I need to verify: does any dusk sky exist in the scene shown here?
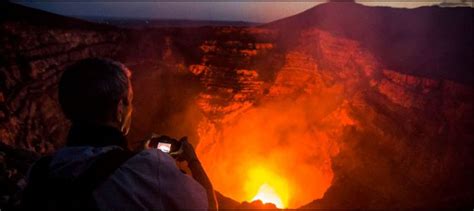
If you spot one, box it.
[15,1,472,23]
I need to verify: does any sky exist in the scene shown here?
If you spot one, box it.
[15,1,472,23]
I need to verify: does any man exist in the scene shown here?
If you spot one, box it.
[22,58,217,210]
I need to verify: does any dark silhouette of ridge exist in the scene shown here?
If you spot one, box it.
[81,17,260,29]
[0,2,117,31]
[264,2,474,84]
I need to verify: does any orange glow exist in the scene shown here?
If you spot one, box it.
[246,167,288,208]
[252,184,284,208]
[195,47,354,208]
[196,94,343,207]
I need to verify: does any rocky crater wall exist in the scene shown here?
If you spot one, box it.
[0,20,124,152]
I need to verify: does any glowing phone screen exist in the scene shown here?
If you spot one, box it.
[157,142,171,153]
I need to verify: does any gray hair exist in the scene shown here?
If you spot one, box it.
[58,58,131,124]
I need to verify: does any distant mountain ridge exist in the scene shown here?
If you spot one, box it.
[264,2,473,84]
[0,1,116,30]
[81,17,260,29]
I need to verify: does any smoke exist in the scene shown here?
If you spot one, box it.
[196,82,351,208]
[125,27,355,208]
[127,64,204,149]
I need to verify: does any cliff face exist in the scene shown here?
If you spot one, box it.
[0,3,124,152]
[191,8,473,207]
[288,30,473,208]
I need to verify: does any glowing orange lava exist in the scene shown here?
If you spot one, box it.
[196,87,344,207]
[245,167,289,208]
[252,184,284,208]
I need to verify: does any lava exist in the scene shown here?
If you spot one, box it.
[195,46,346,208]
[251,184,284,209]
[196,95,341,208]
[246,167,289,208]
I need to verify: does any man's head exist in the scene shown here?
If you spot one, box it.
[58,58,133,135]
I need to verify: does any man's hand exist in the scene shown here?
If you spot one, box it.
[178,137,199,163]
[177,137,218,210]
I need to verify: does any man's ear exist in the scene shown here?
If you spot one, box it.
[116,99,124,123]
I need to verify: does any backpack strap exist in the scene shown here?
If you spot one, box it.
[21,156,54,211]
[21,148,136,211]
[75,149,136,194]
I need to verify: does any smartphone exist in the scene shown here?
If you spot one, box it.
[157,142,172,153]
[146,135,183,156]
